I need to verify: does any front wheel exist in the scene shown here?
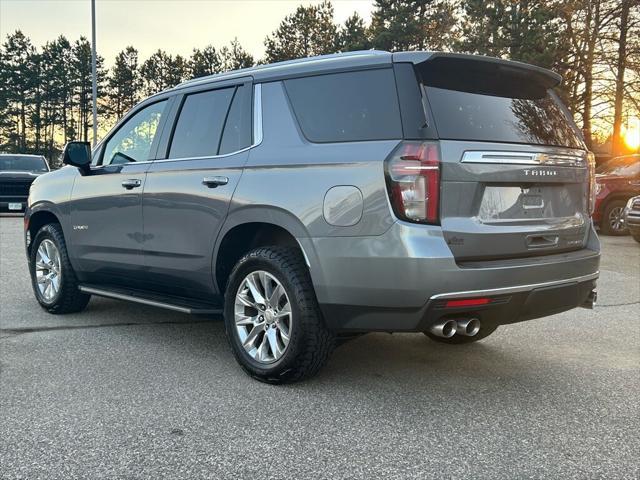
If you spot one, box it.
[224,246,334,384]
[29,223,91,314]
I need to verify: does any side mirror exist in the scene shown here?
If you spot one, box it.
[63,141,92,172]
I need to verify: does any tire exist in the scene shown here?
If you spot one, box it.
[424,324,498,344]
[600,200,628,236]
[632,232,640,243]
[29,223,91,314]
[224,246,334,384]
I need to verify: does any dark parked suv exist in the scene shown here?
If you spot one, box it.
[25,51,600,383]
[0,154,49,212]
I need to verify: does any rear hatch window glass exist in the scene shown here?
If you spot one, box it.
[284,69,402,143]
[418,58,583,149]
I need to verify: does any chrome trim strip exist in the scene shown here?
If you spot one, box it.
[253,83,263,146]
[430,271,599,300]
[461,150,586,167]
[78,286,222,314]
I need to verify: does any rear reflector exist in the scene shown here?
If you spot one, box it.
[444,298,491,308]
[385,141,440,224]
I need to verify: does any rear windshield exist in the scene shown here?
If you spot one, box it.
[0,156,48,172]
[425,87,583,148]
[419,59,583,149]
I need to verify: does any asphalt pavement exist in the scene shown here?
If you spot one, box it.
[1,215,639,479]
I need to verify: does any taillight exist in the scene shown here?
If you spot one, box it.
[385,141,440,224]
[587,151,596,215]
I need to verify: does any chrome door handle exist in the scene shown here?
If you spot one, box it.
[121,179,142,189]
[202,176,229,188]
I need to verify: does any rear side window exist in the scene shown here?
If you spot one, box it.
[284,69,402,143]
[169,87,235,159]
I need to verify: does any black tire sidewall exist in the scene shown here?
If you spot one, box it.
[224,250,313,379]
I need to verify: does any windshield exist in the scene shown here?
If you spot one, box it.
[596,156,640,176]
[0,155,48,173]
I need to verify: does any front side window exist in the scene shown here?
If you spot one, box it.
[103,100,167,166]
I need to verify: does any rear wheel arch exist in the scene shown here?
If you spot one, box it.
[214,220,308,294]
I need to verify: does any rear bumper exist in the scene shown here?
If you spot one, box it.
[305,221,600,332]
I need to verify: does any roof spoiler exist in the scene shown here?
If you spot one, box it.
[392,52,562,89]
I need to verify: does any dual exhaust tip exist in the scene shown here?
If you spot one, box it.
[429,318,481,338]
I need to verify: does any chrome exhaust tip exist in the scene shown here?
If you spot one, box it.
[429,319,458,338]
[580,290,597,310]
[456,318,481,337]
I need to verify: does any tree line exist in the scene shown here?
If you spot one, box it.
[1,0,637,165]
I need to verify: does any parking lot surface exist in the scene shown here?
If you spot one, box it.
[1,215,639,479]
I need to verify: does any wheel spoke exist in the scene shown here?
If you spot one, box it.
[269,283,284,308]
[274,302,291,318]
[245,274,265,305]
[256,335,270,362]
[242,323,264,348]
[37,245,50,265]
[235,314,256,326]
[50,274,60,292]
[236,290,257,309]
[259,271,272,304]
[279,323,290,344]
[266,328,283,359]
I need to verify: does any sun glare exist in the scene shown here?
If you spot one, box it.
[623,117,640,150]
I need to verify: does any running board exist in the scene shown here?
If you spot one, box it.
[78,285,223,315]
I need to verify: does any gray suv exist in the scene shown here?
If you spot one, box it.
[25,51,600,383]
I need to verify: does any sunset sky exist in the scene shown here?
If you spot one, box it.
[0,0,374,64]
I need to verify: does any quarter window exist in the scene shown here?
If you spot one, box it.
[284,69,403,143]
[103,100,167,165]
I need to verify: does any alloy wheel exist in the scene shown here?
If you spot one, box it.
[35,239,62,302]
[234,270,292,364]
[608,206,625,232]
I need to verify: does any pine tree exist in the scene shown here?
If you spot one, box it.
[189,45,222,78]
[0,30,38,152]
[337,12,371,52]
[369,0,457,52]
[264,1,338,62]
[72,37,106,142]
[140,50,188,95]
[108,47,141,119]
[220,39,254,71]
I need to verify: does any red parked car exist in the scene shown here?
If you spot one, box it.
[594,154,640,235]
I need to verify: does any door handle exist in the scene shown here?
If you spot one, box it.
[121,179,142,190]
[202,176,229,188]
